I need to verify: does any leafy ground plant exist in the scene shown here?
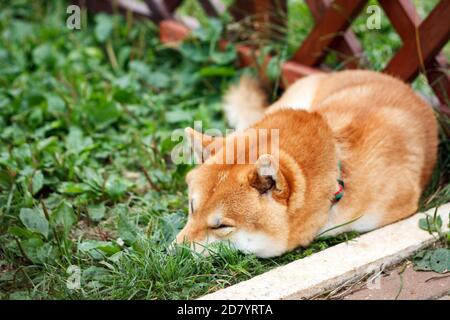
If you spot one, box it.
[413,208,450,274]
[0,0,449,300]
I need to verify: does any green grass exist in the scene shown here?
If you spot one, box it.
[0,0,449,300]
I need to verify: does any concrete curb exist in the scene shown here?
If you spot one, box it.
[199,203,450,300]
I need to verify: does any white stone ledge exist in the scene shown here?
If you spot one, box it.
[199,202,450,300]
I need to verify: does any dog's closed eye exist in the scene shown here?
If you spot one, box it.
[211,224,233,230]
[210,224,235,237]
[189,199,194,214]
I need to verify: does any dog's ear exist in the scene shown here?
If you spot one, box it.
[249,154,289,197]
[185,128,224,162]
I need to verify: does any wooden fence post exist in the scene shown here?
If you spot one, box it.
[229,0,287,40]
[380,0,450,112]
[292,0,367,66]
[305,0,364,69]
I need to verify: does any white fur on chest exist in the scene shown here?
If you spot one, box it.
[317,206,382,238]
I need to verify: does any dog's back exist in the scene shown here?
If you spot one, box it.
[224,70,438,235]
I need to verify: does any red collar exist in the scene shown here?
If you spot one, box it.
[332,162,344,204]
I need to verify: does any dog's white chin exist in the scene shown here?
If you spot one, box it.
[227,230,288,258]
[177,230,288,258]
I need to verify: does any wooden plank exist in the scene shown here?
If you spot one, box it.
[292,0,368,66]
[228,0,254,21]
[165,0,183,13]
[378,0,420,40]
[143,0,172,23]
[229,0,287,39]
[230,0,288,25]
[73,0,151,19]
[380,0,450,111]
[384,0,450,82]
[426,59,450,115]
[305,0,364,69]
[199,0,226,17]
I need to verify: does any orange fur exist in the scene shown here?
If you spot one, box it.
[175,70,438,258]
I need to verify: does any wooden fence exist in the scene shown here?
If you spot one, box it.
[73,0,450,115]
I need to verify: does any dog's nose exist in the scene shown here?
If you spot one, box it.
[167,233,189,254]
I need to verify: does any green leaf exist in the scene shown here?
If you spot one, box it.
[105,174,131,199]
[51,201,76,236]
[116,206,138,244]
[9,291,31,300]
[32,43,54,66]
[198,66,235,78]
[37,242,58,264]
[87,203,106,222]
[192,18,222,41]
[266,56,282,81]
[95,14,114,43]
[82,167,104,191]
[10,21,34,41]
[83,99,121,129]
[8,226,36,239]
[83,47,103,59]
[165,110,193,123]
[20,236,44,263]
[210,44,236,65]
[129,60,151,77]
[58,182,90,194]
[419,215,443,233]
[46,94,66,114]
[79,240,120,258]
[146,71,170,89]
[37,136,58,151]
[0,270,14,282]
[66,127,94,154]
[8,290,32,300]
[82,266,110,282]
[31,170,44,195]
[21,236,57,264]
[430,248,449,273]
[179,42,209,62]
[158,213,185,244]
[413,248,450,273]
[0,170,12,189]
[129,61,170,89]
[413,251,432,271]
[19,208,49,238]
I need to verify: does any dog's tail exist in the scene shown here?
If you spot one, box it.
[223,75,268,130]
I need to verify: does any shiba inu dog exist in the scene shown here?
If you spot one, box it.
[174,70,438,258]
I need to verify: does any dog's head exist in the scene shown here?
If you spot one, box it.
[174,128,299,258]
